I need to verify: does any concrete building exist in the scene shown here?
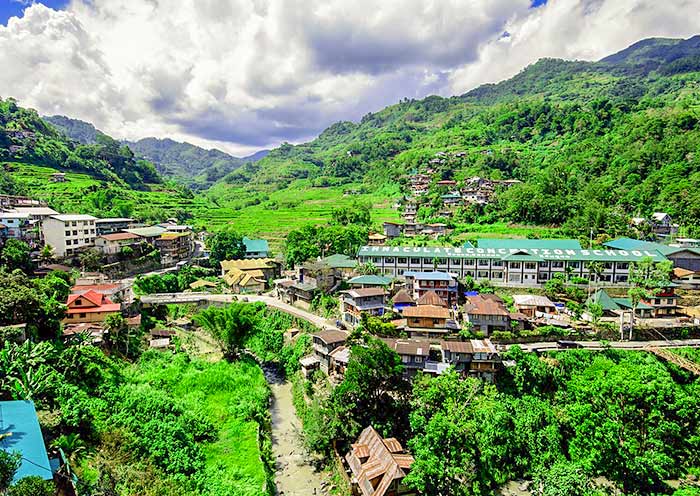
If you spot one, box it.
[340,287,387,326]
[42,214,97,257]
[95,232,141,255]
[95,217,136,236]
[0,211,30,238]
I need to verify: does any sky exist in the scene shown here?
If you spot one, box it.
[1,0,700,156]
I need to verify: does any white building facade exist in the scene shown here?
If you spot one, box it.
[42,214,98,257]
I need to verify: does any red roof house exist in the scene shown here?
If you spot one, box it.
[64,290,120,324]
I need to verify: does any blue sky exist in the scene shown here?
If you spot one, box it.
[0,0,66,25]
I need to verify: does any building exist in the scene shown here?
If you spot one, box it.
[382,337,441,376]
[42,214,98,257]
[463,294,511,336]
[416,290,448,307]
[441,339,501,381]
[586,289,654,319]
[329,345,351,375]
[125,225,168,244]
[392,289,416,313]
[347,275,393,289]
[243,237,270,258]
[71,282,132,304]
[368,233,387,246]
[0,400,54,484]
[512,294,557,318]
[383,222,403,239]
[95,232,141,255]
[223,267,266,293]
[651,212,678,236]
[95,218,136,235]
[3,206,58,222]
[50,172,66,182]
[402,305,456,339]
[357,240,667,286]
[404,271,458,304]
[64,289,120,324]
[672,267,700,289]
[220,258,281,281]
[0,211,30,238]
[340,287,387,326]
[643,286,680,317]
[604,237,700,273]
[345,426,416,496]
[312,329,348,373]
[156,231,193,265]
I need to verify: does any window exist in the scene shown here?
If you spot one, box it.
[437,258,447,265]
[432,319,441,325]
[384,257,395,263]
[478,259,489,267]
[492,271,503,279]
[509,262,521,269]
[539,272,549,281]
[415,356,423,363]
[568,261,580,269]
[616,275,628,282]
[551,261,564,268]
[73,230,78,236]
[410,258,421,265]
[66,240,71,246]
[603,262,613,269]
[477,271,489,278]
[401,355,410,363]
[72,221,77,226]
[398,257,407,264]
[76,299,82,305]
[412,318,420,324]
[84,230,89,235]
[524,262,537,270]
[464,271,474,277]
[79,313,86,318]
[65,231,70,236]
[492,260,503,267]
[617,262,629,270]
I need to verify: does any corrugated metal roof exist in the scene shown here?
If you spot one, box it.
[348,275,392,286]
[403,305,449,319]
[0,401,53,482]
[243,237,269,253]
[477,238,582,250]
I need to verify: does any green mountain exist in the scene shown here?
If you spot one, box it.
[0,98,205,223]
[213,35,700,239]
[45,115,268,189]
[128,137,268,189]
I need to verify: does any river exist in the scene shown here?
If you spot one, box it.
[265,366,326,495]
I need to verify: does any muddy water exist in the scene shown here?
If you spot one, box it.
[264,366,326,495]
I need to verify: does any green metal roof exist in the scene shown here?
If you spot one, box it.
[588,289,621,311]
[613,298,653,310]
[462,241,475,248]
[477,238,582,250]
[0,401,53,482]
[605,237,700,257]
[243,237,269,253]
[125,226,167,238]
[358,244,667,262]
[347,275,392,286]
[323,254,358,269]
[501,252,545,262]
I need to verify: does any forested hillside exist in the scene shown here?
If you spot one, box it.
[216,35,700,238]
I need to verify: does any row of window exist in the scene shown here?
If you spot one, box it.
[66,238,96,246]
[364,257,630,271]
[65,220,95,227]
[64,229,96,237]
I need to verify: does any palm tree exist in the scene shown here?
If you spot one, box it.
[38,244,55,265]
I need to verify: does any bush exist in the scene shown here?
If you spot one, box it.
[8,476,54,496]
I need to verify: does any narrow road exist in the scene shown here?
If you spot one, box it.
[264,368,326,495]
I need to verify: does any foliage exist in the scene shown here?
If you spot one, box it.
[134,265,213,295]
[195,302,260,358]
[286,223,368,267]
[8,476,55,496]
[0,451,20,492]
[207,229,246,264]
[358,313,401,337]
[331,200,371,226]
[0,239,33,273]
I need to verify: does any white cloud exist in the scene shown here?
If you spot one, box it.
[0,0,699,156]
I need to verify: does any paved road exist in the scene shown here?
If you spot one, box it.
[138,292,342,332]
[509,338,700,352]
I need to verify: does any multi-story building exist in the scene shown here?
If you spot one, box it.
[358,238,668,287]
[340,287,387,326]
[63,289,120,324]
[42,214,97,257]
[312,329,349,373]
[404,271,458,303]
[463,294,511,336]
[95,218,136,236]
[95,232,141,255]
[402,305,457,339]
[0,212,30,238]
[156,231,193,266]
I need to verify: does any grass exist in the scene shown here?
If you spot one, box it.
[126,352,270,496]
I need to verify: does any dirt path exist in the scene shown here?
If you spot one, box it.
[268,377,326,496]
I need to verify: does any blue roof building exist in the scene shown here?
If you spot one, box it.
[0,400,53,482]
[243,237,270,258]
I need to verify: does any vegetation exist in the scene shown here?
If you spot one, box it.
[207,229,246,265]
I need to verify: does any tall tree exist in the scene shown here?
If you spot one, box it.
[208,230,246,264]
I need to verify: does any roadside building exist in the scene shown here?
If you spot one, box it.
[71,282,131,304]
[63,289,120,324]
[95,232,141,255]
[124,225,168,244]
[463,294,511,336]
[340,287,387,326]
[95,217,136,236]
[512,294,557,318]
[220,258,281,281]
[358,239,664,286]
[329,345,351,375]
[345,426,415,496]
[223,267,266,293]
[586,289,654,319]
[312,329,348,373]
[381,337,441,377]
[42,214,97,257]
[156,231,193,265]
[243,237,270,258]
[404,271,458,304]
[672,267,700,289]
[441,339,501,381]
[3,206,58,222]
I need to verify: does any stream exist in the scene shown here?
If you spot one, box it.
[263,365,326,495]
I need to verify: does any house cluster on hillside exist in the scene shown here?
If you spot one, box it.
[630,212,679,238]
[0,195,196,266]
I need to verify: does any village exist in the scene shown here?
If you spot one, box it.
[3,185,700,496]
